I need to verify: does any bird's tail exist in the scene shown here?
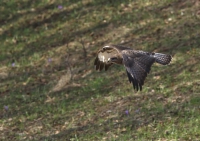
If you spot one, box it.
[152,53,172,65]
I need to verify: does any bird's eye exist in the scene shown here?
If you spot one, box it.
[110,57,117,61]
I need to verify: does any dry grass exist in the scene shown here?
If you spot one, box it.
[0,0,200,140]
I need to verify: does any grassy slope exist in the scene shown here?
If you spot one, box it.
[0,0,200,140]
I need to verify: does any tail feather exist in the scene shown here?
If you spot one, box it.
[152,53,172,65]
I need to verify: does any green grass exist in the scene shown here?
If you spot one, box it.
[0,0,200,140]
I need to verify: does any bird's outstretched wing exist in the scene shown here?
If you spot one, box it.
[121,50,156,91]
[94,45,171,91]
[94,46,122,71]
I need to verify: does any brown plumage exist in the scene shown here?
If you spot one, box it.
[94,45,172,91]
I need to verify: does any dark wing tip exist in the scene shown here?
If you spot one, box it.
[94,57,98,66]
[94,57,112,71]
[105,64,112,71]
[95,58,100,70]
[126,70,142,91]
[99,62,104,71]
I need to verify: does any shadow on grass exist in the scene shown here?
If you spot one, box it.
[0,0,200,140]
[36,94,198,140]
[0,0,133,63]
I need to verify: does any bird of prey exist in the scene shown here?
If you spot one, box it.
[94,45,172,91]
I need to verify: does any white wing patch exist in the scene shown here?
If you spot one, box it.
[98,47,119,63]
[98,52,110,62]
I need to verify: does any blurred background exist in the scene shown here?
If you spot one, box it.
[0,0,200,140]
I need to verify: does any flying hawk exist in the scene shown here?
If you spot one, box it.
[94,45,172,91]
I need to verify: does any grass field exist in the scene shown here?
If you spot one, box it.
[0,0,200,140]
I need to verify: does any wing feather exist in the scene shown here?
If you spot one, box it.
[94,57,100,70]
[122,50,155,91]
[94,46,122,71]
[94,45,171,91]
[99,62,104,71]
[105,63,112,71]
[126,69,139,90]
